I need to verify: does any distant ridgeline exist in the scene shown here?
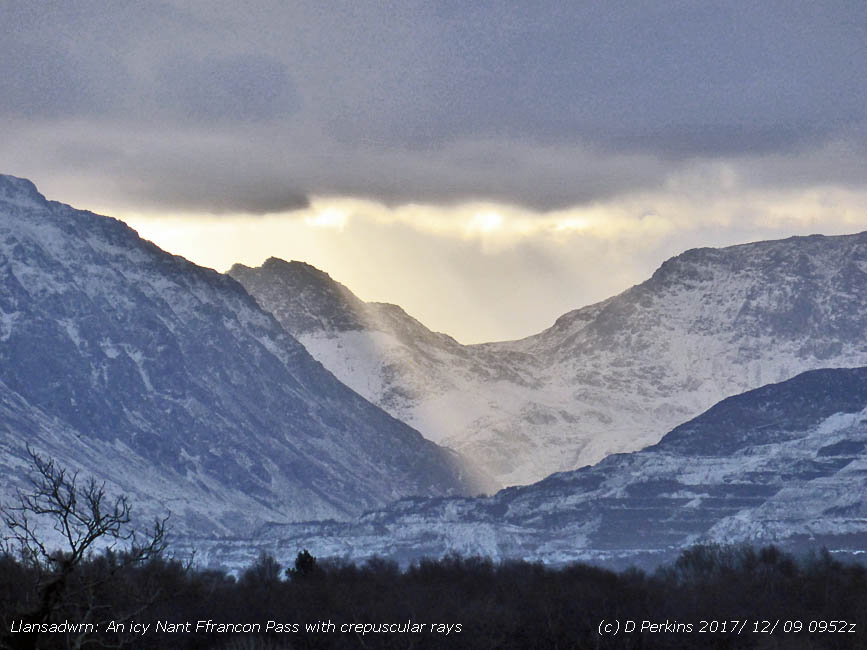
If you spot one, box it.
[232,232,867,487]
[182,367,867,570]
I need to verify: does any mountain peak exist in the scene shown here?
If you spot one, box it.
[646,231,867,288]
[231,258,340,286]
[0,174,47,208]
[229,258,368,335]
[263,257,314,270]
[1,177,489,537]
[262,257,336,282]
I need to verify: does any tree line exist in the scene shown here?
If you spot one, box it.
[1,451,865,649]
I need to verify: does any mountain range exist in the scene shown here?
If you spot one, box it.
[231,234,867,486]
[3,172,866,571]
[189,366,867,569]
[0,174,490,538]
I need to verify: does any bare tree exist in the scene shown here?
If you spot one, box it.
[1,447,169,650]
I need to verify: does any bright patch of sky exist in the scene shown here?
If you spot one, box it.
[123,182,867,343]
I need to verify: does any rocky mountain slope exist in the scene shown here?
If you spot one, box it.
[231,233,867,486]
[191,366,867,569]
[0,174,490,538]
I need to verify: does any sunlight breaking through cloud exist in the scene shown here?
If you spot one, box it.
[305,207,348,231]
[120,183,867,343]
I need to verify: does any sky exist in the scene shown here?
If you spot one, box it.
[2,1,866,342]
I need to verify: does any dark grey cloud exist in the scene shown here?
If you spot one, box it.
[0,37,129,118]
[49,135,310,214]
[122,166,310,215]
[0,0,865,213]
[154,54,300,123]
[328,1,867,156]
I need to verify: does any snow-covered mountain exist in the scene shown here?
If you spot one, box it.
[231,234,867,486]
[0,174,490,538]
[189,366,867,569]
[228,259,538,469]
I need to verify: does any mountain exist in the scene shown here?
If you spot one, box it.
[228,259,537,465]
[0,174,490,538]
[190,366,867,569]
[231,234,867,486]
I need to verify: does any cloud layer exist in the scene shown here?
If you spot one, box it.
[3,1,867,341]
[1,1,865,214]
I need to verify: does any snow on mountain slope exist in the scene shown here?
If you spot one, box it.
[231,234,867,486]
[229,260,541,486]
[0,174,490,538]
[186,367,867,569]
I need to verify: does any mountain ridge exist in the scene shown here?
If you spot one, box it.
[231,230,867,485]
[184,365,867,569]
[0,174,491,538]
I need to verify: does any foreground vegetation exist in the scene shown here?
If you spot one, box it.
[1,452,864,649]
[1,543,865,649]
